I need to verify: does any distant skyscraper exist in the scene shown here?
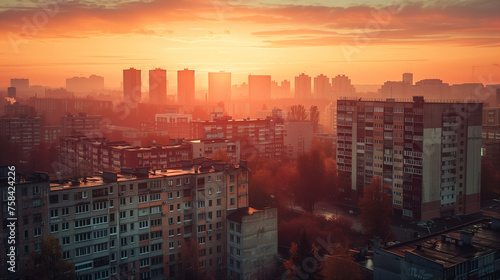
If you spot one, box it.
[149,68,167,104]
[178,68,195,105]
[280,80,291,98]
[208,71,231,103]
[10,78,29,93]
[402,73,413,85]
[331,75,355,94]
[248,75,271,100]
[295,73,312,99]
[314,74,331,99]
[66,75,104,93]
[123,68,141,104]
[7,87,16,99]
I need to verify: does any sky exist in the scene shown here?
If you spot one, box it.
[1,0,499,91]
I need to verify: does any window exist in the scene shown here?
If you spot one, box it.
[62,222,69,231]
[50,224,58,233]
[150,193,161,201]
[230,198,235,205]
[139,220,149,229]
[75,204,89,214]
[198,237,206,244]
[217,198,221,205]
[61,207,69,215]
[50,209,58,218]
[62,251,70,259]
[169,241,175,249]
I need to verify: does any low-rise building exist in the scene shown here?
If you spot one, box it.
[374,218,500,280]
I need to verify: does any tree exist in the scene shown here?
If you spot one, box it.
[359,177,394,241]
[284,231,324,280]
[288,105,308,121]
[323,246,363,280]
[279,212,353,251]
[249,168,274,208]
[309,105,320,132]
[29,235,76,280]
[290,149,330,213]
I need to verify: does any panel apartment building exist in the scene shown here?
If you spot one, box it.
[0,161,277,280]
[337,96,482,221]
[191,117,284,159]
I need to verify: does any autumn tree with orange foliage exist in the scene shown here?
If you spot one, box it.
[283,231,324,280]
[291,149,333,213]
[29,235,76,280]
[322,246,364,280]
[359,177,394,241]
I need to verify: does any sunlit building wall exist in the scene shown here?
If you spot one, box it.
[149,68,167,105]
[123,68,141,105]
[337,96,482,221]
[178,68,195,105]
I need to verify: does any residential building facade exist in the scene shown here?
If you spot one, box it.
[337,96,482,221]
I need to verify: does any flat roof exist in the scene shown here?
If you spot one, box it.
[227,207,263,223]
[49,164,245,192]
[381,218,500,268]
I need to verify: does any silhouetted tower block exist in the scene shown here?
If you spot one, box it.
[178,68,195,105]
[248,75,271,101]
[7,87,16,98]
[295,73,312,99]
[123,68,142,105]
[209,71,231,103]
[149,68,167,105]
[403,73,413,85]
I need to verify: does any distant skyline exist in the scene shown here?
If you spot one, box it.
[1,0,499,89]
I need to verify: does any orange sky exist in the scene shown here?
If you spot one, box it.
[1,0,499,91]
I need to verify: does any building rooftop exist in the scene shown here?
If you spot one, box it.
[338,96,480,104]
[227,207,263,223]
[381,218,500,269]
[49,161,246,192]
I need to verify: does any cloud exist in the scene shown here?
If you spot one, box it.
[0,0,498,48]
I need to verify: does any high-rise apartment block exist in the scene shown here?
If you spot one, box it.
[123,68,142,105]
[66,75,104,93]
[10,78,30,92]
[191,117,284,159]
[61,113,102,137]
[337,96,482,221]
[295,73,312,99]
[331,75,355,95]
[208,72,231,103]
[0,115,42,154]
[248,75,271,101]
[177,69,195,105]
[149,68,167,105]
[0,161,278,280]
[314,74,331,99]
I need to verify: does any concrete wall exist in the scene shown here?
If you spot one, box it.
[241,208,278,280]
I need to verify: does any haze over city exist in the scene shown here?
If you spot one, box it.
[2,1,500,280]
[1,0,499,90]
